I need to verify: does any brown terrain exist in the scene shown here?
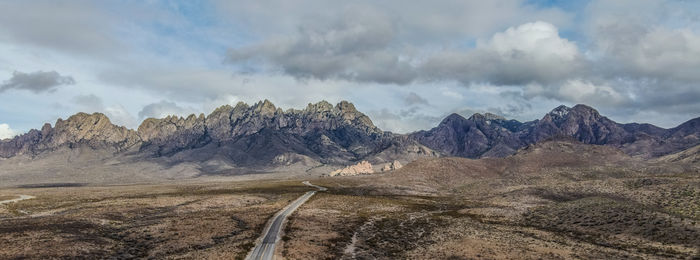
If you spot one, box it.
[0,139,698,259]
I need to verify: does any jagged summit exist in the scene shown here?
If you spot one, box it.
[1,102,698,167]
[414,104,700,159]
[469,112,507,121]
[440,113,467,124]
[0,100,434,168]
[548,105,571,117]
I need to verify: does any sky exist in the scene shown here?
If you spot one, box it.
[1,0,700,139]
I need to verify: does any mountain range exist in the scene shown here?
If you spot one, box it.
[1,101,698,175]
[413,104,700,159]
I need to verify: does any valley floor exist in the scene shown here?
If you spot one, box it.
[0,167,699,259]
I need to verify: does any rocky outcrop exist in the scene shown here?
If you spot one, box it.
[329,161,374,176]
[381,160,403,172]
[137,114,208,155]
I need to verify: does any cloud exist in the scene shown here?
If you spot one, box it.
[228,6,417,84]
[403,92,429,106]
[1,0,699,133]
[0,0,121,56]
[104,105,138,128]
[522,79,626,107]
[72,94,137,128]
[368,108,442,134]
[0,71,75,93]
[422,21,583,86]
[138,100,193,119]
[0,123,16,139]
[214,0,571,40]
[73,94,104,110]
[228,20,583,87]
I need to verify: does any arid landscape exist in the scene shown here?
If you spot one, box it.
[1,139,699,259]
[3,1,700,259]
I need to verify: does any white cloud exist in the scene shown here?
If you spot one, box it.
[422,21,584,86]
[557,79,625,105]
[483,21,578,62]
[0,123,17,139]
[104,105,137,128]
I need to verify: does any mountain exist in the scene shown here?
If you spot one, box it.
[1,101,697,180]
[372,139,638,191]
[410,113,524,158]
[413,104,700,159]
[0,112,140,158]
[657,144,700,164]
[0,100,436,172]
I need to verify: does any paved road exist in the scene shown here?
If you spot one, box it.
[0,195,35,205]
[246,181,325,260]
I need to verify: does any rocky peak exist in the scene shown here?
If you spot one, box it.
[304,100,334,114]
[212,104,233,114]
[440,113,468,126]
[336,100,357,112]
[469,112,506,123]
[47,112,139,151]
[252,99,277,117]
[569,104,602,119]
[547,105,571,120]
[484,113,506,121]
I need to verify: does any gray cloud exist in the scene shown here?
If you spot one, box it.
[1,71,75,93]
[138,100,192,120]
[226,2,572,85]
[73,94,104,110]
[228,7,417,84]
[403,92,429,106]
[1,0,699,134]
[221,0,700,126]
[228,19,585,87]
[368,108,443,134]
[0,1,121,56]
[214,0,571,40]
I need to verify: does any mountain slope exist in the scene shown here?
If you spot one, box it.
[413,104,700,159]
[0,112,140,158]
[0,100,436,171]
[1,101,697,178]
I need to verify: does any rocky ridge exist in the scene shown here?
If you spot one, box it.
[0,113,140,158]
[1,102,698,173]
[0,100,435,168]
[413,104,700,159]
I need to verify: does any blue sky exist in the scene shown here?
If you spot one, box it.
[1,0,700,138]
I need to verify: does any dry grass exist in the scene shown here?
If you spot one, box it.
[0,180,310,259]
[279,141,700,259]
[2,141,699,259]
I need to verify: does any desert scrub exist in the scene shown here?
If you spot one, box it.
[358,214,443,259]
[654,184,700,220]
[522,196,700,257]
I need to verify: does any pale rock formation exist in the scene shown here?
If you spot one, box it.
[329,160,373,177]
[381,160,403,172]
